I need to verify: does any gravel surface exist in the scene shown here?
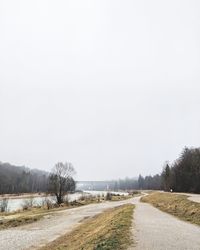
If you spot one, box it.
[172,192,200,204]
[1,194,200,250]
[185,193,200,203]
[170,192,200,204]
[131,197,200,250]
[0,199,132,250]
[188,196,200,203]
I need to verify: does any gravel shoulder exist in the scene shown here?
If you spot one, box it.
[0,199,133,250]
[131,197,200,250]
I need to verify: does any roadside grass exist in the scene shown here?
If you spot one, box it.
[141,192,200,225]
[40,204,134,250]
[0,201,91,230]
[110,194,133,201]
[0,201,84,230]
[0,214,42,229]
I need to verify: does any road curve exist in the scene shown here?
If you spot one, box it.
[183,193,200,203]
[131,197,200,250]
[1,195,200,250]
[0,199,132,250]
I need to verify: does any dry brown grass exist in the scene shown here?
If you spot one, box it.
[0,214,42,229]
[110,194,133,201]
[40,204,135,250]
[141,192,200,225]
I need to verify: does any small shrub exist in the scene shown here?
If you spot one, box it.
[42,197,54,210]
[106,192,112,201]
[21,197,34,210]
[97,194,101,202]
[63,195,69,206]
[0,198,9,213]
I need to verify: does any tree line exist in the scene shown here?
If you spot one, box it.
[0,162,76,202]
[97,146,200,193]
[78,179,139,191]
[138,147,200,193]
[1,146,200,195]
[0,162,49,194]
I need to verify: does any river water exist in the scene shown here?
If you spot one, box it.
[1,191,128,212]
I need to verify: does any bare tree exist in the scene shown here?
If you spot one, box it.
[49,162,76,205]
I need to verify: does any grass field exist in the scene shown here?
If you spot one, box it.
[141,192,200,225]
[40,204,135,250]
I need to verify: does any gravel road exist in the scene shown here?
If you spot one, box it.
[131,197,200,250]
[1,194,200,250]
[0,199,132,250]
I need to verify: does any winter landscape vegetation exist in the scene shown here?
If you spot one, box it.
[1,147,200,249]
[1,0,200,249]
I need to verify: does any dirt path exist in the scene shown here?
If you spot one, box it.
[0,199,132,250]
[131,197,200,250]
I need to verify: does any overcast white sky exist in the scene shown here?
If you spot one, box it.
[0,0,200,180]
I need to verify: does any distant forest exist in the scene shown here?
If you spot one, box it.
[79,147,200,193]
[0,163,49,194]
[0,147,200,194]
[80,147,200,193]
[138,147,200,193]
